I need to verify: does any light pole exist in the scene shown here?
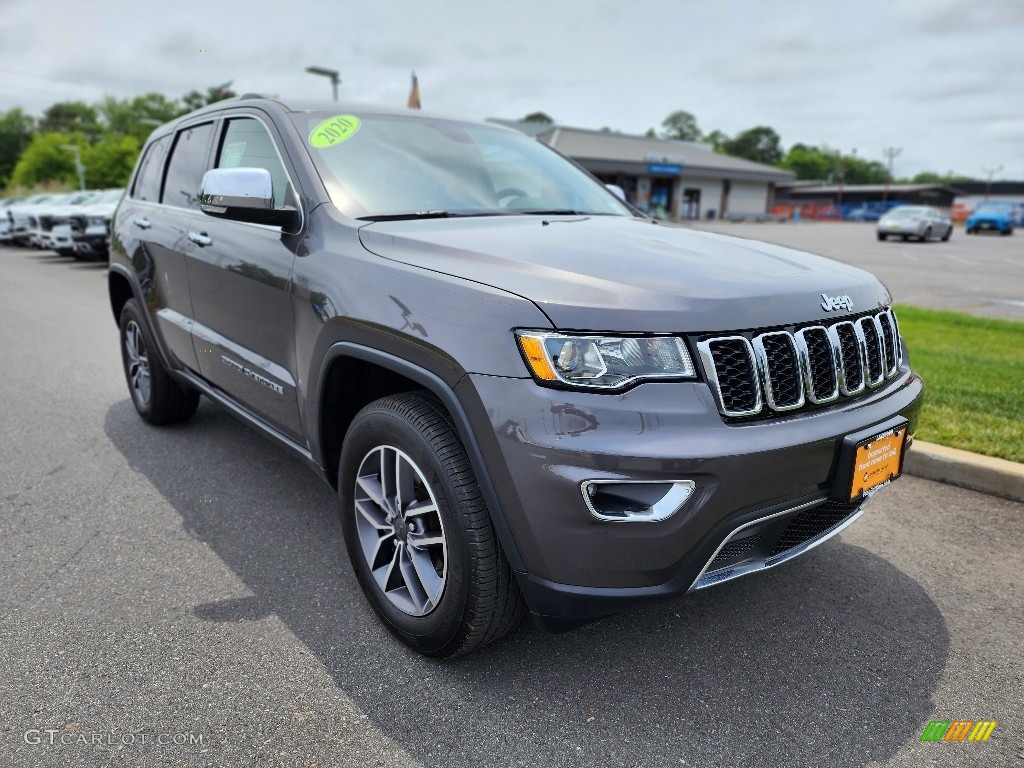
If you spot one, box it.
[305,66,341,101]
[982,164,1003,200]
[60,144,85,190]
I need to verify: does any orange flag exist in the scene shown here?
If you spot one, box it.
[407,71,421,110]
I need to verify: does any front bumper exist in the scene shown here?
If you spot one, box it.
[458,362,923,622]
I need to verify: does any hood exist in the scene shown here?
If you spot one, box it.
[357,215,889,332]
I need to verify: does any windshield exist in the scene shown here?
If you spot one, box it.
[291,112,633,220]
[976,202,1012,212]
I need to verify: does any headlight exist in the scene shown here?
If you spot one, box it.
[87,216,107,226]
[516,331,696,390]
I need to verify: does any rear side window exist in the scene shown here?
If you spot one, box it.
[161,122,215,210]
[216,118,290,208]
[131,134,172,202]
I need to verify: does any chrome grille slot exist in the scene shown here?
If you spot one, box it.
[831,321,865,395]
[857,316,885,387]
[753,331,804,411]
[697,336,762,417]
[877,310,900,375]
[699,309,903,418]
[795,326,839,403]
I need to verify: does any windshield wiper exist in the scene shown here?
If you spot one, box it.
[516,209,590,216]
[358,210,459,221]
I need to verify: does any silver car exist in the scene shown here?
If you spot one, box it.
[877,205,952,242]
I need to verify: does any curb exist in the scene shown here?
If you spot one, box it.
[904,440,1024,503]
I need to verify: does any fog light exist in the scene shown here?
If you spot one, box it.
[582,480,695,523]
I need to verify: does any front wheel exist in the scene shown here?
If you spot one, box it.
[877,232,887,241]
[941,227,951,241]
[338,393,524,657]
[119,299,199,424]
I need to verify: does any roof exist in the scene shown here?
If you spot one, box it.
[533,125,794,182]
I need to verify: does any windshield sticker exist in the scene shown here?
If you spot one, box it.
[220,141,246,168]
[309,115,360,148]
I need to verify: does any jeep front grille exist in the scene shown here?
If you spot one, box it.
[697,308,903,418]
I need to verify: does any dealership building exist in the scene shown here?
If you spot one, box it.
[493,120,794,220]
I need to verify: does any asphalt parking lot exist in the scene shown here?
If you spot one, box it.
[1,244,1022,768]
[687,220,1024,322]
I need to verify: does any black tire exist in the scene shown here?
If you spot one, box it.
[941,227,951,241]
[877,233,886,241]
[338,392,524,657]
[921,227,931,242]
[118,299,199,425]
[1002,227,1013,236]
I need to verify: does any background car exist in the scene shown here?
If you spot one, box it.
[966,202,1015,235]
[845,205,883,222]
[37,191,98,252]
[0,197,23,243]
[6,193,58,246]
[69,188,124,260]
[876,205,952,242]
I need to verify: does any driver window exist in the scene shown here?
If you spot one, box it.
[216,118,289,208]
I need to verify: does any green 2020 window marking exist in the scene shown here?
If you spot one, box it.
[309,115,360,148]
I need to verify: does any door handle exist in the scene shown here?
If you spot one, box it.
[188,231,212,247]
[133,217,151,229]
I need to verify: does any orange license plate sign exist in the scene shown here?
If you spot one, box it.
[850,426,906,500]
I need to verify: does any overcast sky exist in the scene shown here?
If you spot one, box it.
[2,0,1022,179]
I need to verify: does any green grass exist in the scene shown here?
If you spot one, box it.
[894,304,1024,463]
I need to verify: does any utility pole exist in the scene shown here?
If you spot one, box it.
[982,164,1003,200]
[882,147,902,205]
[836,148,856,218]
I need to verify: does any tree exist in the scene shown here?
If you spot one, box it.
[99,92,183,143]
[720,126,783,165]
[0,107,35,187]
[181,82,236,112]
[38,102,101,142]
[9,132,83,188]
[702,129,730,152]
[644,128,657,138]
[780,145,832,180]
[82,134,140,188]
[660,110,701,142]
[521,111,554,124]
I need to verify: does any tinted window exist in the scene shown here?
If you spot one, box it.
[131,134,172,202]
[216,118,290,208]
[162,122,215,209]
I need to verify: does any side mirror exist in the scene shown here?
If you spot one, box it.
[199,167,298,228]
[605,184,627,201]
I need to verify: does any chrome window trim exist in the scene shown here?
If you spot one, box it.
[696,336,763,417]
[752,331,805,412]
[794,325,840,404]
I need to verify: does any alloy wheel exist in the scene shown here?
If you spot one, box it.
[353,445,448,617]
[124,320,151,406]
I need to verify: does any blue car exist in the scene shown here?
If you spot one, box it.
[966,202,1015,236]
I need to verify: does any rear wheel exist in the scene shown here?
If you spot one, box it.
[119,299,199,424]
[339,392,524,657]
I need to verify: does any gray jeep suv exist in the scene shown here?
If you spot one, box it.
[109,96,923,657]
